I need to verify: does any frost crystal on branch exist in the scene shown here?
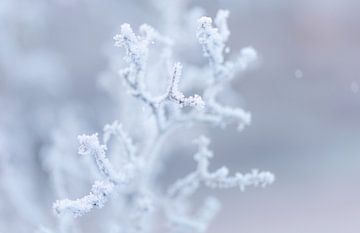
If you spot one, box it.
[78,134,120,183]
[166,197,221,233]
[53,132,137,217]
[195,10,259,130]
[197,16,226,67]
[214,9,230,42]
[53,180,114,217]
[103,121,136,161]
[168,63,205,108]
[114,23,147,83]
[52,8,274,233]
[113,23,204,132]
[168,136,274,198]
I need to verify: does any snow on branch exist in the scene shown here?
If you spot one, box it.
[167,197,220,233]
[114,23,147,84]
[53,131,138,217]
[78,134,121,183]
[53,180,114,217]
[51,8,274,229]
[197,16,226,68]
[139,24,173,46]
[103,121,136,162]
[194,10,259,131]
[113,23,171,88]
[203,85,252,131]
[167,63,205,108]
[113,23,205,132]
[214,9,230,42]
[168,136,275,198]
[197,9,258,80]
[194,197,221,232]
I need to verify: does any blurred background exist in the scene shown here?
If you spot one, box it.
[1,0,360,233]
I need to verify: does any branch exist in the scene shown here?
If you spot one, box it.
[115,23,205,132]
[103,121,136,162]
[53,133,137,217]
[78,134,121,183]
[167,63,205,108]
[168,136,275,198]
[53,180,114,217]
[196,10,258,131]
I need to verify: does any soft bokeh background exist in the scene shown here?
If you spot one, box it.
[1,0,360,233]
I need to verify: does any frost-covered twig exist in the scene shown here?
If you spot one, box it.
[167,63,205,108]
[196,10,258,130]
[53,180,114,217]
[168,136,275,198]
[214,10,230,42]
[114,24,204,132]
[203,85,251,131]
[78,134,120,183]
[53,133,137,217]
[52,9,274,232]
[103,121,136,162]
[197,15,227,72]
[166,197,220,233]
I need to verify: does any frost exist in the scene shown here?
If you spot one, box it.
[103,121,136,160]
[78,134,121,183]
[215,9,230,42]
[196,10,258,130]
[168,63,205,108]
[53,180,114,217]
[0,1,276,232]
[168,136,274,198]
[51,8,274,233]
[54,133,138,217]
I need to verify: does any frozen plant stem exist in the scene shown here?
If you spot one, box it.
[167,63,205,108]
[52,9,274,233]
[168,136,274,199]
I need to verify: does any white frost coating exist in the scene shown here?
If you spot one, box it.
[103,121,136,161]
[197,16,225,66]
[214,9,230,42]
[139,24,173,46]
[168,63,205,108]
[197,10,258,79]
[51,9,274,232]
[53,180,114,217]
[113,23,204,131]
[167,197,220,233]
[114,23,171,87]
[114,23,147,78]
[204,85,252,131]
[53,133,137,217]
[168,136,275,198]
[78,134,120,183]
[195,197,221,232]
[195,10,259,131]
